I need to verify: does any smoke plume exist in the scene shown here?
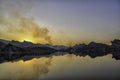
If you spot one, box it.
[0,0,52,44]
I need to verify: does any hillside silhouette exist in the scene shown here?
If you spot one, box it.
[0,39,120,63]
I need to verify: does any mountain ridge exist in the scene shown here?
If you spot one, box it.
[0,39,120,63]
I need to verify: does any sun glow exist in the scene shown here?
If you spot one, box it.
[23,38,33,42]
[20,37,35,43]
[19,37,48,44]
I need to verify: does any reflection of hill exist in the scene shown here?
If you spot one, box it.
[73,39,120,60]
[0,39,120,63]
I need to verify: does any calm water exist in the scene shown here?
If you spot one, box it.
[0,53,120,80]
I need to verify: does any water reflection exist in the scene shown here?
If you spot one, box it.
[0,54,120,80]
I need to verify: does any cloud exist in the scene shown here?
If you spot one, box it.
[0,0,52,44]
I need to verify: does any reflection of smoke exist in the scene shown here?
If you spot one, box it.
[0,54,74,80]
[0,54,120,80]
[0,0,52,44]
[0,57,53,80]
[40,54,120,80]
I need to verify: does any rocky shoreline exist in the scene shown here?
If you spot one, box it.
[0,39,120,63]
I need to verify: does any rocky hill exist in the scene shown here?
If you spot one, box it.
[0,39,120,63]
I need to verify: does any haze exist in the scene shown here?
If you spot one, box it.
[0,0,120,45]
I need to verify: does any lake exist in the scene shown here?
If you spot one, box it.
[0,53,120,80]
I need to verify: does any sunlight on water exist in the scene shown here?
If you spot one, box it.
[0,54,120,80]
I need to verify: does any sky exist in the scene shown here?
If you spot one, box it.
[0,0,120,45]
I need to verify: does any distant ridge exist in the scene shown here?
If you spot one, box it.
[0,39,120,63]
